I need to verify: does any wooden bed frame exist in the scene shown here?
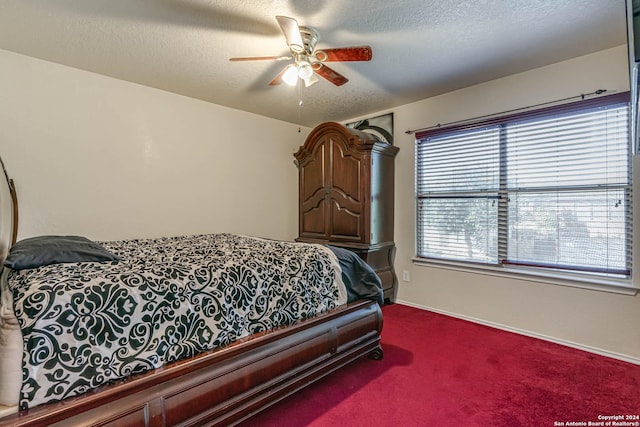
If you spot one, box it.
[0,159,384,427]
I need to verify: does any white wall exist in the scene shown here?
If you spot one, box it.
[0,49,309,242]
[352,45,640,362]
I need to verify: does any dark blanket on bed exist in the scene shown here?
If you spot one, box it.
[327,245,383,305]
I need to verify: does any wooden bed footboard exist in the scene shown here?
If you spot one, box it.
[0,300,383,427]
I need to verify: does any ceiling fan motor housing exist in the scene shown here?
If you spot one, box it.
[298,26,319,56]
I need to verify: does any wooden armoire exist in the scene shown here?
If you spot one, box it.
[294,121,399,302]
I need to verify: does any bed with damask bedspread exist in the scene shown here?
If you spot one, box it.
[0,159,384,426]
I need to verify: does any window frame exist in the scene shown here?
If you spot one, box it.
[412,92,638,295]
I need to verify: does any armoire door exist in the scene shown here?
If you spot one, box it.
[327,135,366,242]
[299,140,328,240]
[299,133,368,243]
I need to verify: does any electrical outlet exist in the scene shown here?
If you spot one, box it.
[402,270,410,282]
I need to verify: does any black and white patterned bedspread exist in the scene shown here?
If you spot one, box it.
[7,233,346,409]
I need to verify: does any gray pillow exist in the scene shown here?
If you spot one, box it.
[4,235,120,270]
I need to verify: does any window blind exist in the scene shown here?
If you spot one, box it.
[416,126,501,263]
[415,92,631,278]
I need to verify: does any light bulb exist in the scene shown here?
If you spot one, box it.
[282,64,299,86]
[297,62,313,80]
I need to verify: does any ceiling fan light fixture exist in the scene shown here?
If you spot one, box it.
[297,61,314,80]
[303,73,319,87]
[282,64,299,86]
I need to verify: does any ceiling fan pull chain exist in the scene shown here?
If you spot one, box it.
[298,79,304,126]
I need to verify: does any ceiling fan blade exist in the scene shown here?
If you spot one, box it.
[229,55,291,62]
[314,64,348,86]
[276,16,304,52]
[317,46,372,62]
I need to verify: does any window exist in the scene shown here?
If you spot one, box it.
[415,92,631,281]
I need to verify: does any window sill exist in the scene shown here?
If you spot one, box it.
[411,257,639,296]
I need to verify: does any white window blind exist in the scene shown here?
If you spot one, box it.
[417,126,501,263]
[416,93,631,278]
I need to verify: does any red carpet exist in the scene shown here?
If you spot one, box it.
[240,304,640,427]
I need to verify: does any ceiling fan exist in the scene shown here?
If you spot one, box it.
[229,16,372,87]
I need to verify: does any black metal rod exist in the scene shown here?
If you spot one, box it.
[405,89,608,135]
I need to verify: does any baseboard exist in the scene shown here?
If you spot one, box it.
[395,299,640,366]
[0,406,16,419]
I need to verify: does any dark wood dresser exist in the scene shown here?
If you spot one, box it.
[294,121,399,302]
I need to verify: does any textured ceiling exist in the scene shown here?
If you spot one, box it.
[0,0,628,127]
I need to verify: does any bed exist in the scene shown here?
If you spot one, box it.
[0,157,384,426]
